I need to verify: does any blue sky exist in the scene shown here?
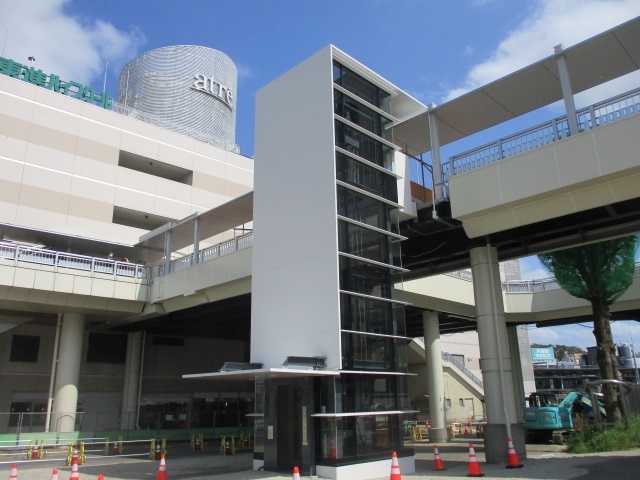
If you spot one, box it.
[1,0,639,349]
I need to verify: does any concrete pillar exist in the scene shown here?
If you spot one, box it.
[120,331,143,430]
[507,325,526,425]
[469,245,525,463]
[422,310,447,443]
[50,313,85,433]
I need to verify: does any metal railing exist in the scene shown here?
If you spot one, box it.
[444,262,640,293]
[442,352,484,390]
[159,232,253,276]
[0,242,148,280]
[438,87,640,188]
[503,261,640,294]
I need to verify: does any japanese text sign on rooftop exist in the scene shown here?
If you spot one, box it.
[0,56,112,109]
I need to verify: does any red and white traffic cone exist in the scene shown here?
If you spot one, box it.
[506,438,523,469]
[69,456,79,480]
[50,469,58,480]
[157,453,167,480]
[329,436,337,458]
[390,451,402,480]
[433,445,446,471]
[9,464,17,480]
[292,465,301,480]
[467,443,484,477]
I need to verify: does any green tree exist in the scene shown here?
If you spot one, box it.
[538,236,639,422]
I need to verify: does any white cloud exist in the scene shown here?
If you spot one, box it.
[0,0,144,87]
[519,256,551,280]
[443,0,640,102]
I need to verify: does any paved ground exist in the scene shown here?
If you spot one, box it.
[1,439,638,479]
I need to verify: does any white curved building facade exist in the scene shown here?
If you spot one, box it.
[117,45,238,150]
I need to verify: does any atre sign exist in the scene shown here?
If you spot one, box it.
[192,74,233,109]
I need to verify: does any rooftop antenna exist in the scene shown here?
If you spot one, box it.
[1,29,8,57]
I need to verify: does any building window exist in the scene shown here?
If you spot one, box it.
[10,335,40,362]
[445,398,451,408]
[459,399,465,407]
[86,333,127,364]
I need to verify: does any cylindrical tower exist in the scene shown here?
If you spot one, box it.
[117,45,237,150]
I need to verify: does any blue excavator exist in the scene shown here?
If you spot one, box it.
[524,391,606,443]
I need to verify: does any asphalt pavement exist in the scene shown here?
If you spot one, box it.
[1,438,638,480]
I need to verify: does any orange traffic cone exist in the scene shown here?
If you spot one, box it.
[329,436,337,458]
[69,455,79,480]
[97,475,104,480]
[506,438,523,469]
[51,469,58,480]
[466,443,484,477]
[9,464,17,480]
[433,445,446,471]
[157,453,167,480]
[390,451,402,480]
[292,465,301,480]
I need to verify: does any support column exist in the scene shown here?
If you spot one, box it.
[163,227,173,274]
[422,311,447,443]
[120,331,143,430]
[427,107,445,203]
[469,245,525,463]
[507,325,526,425]
[50,313,85,433]
[554,44,579,136]
[192,217,201,265]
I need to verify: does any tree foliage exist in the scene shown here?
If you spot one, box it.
[538,235,639,422]
[539,237,638,305]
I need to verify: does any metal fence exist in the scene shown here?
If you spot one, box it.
[444,262,640,294]
[438,87,640,188]
[159,233,253,276]
[0,242,148,280]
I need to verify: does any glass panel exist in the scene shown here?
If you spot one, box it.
[339,293,406,337]
[333,61,390,110]
[339,255,399,299]
[336,185,398,233]
[338,220,400,267]
[336,153,397,202]
[335,122,394,170]
[334,90,391,136]
[341,332,408,372]
[316,415,404,462]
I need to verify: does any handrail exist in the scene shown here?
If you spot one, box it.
[442,352,484,389]
[0,241,148,280]
[443,262,640,293]
[159,232,253,276]
[429,87,640,192]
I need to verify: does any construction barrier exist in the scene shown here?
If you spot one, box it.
[191,433,204,451]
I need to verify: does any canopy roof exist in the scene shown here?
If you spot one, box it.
[392,16,640,153]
